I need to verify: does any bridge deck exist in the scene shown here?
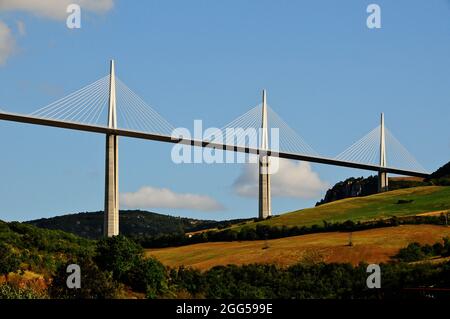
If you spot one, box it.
[0,111,429,178]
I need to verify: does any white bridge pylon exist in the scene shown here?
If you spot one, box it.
[104,60,119,237]
[0,61,430,236]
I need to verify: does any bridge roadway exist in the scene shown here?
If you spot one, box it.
[0,111,429,178]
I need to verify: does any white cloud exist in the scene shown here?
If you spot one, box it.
[0,1,114,66]
[120,186,224,212]
[16,20,26,36]
[0,21,15,65]
[0,0,114,20]
[233,159,329,199]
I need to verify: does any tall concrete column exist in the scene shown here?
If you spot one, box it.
[259,90,272,219]
[104,60,119,237]
[378,112,388,192]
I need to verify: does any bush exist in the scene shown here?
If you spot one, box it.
[171,266,205,296]
[0,283,46,299]
[93,235,169,298]
[432,242,444,256]
[126,257,167,298]
[49,256,119,299]
[0,243,21,278]
[94,235,142,282]
[395,242,426,262]
[395,237,450,262]
[443,237,450,257]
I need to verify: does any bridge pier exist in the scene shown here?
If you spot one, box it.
[378,171,388,192]
[104,60,119,237]
[378,113,388,192]
[258,90,272,219]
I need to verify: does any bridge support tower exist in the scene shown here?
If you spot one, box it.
[104,60,119,237]
[259,90,272,219]
[378,112,388,192]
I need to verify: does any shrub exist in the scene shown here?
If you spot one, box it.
[0,283,46,299]
[49,256,119,299]
[171,266,205,296]
[443,237,450,257]
[432,242,444,256]
[0,243,21,279]
[126,257,167,298]
[395,242,425,262]
[94,235,142,282]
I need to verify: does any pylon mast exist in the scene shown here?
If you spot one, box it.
[104,60,119,236]
[378,112,388,192]
[259,89,272,219]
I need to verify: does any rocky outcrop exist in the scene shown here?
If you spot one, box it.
[316,176,378,206]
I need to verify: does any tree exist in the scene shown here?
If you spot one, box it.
[432,242,444,256]
[443,237,450,257]
[94,235,142,282]
[126,257,167,298]
[49,256,119,299]
[395,242,425,262]
[171,266,205,297]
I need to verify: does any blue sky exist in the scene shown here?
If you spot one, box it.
[0,0,449,222]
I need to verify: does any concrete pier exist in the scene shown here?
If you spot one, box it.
[104,60,119,237]
[258,90,272,219]
[378,113,388,192]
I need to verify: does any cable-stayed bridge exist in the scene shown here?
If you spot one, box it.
[0,61,429,236]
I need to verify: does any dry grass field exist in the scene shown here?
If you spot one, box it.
[147,224,450,270]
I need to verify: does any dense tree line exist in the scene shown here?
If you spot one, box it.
[2,220,450,299]
[395,237,450,262]
[132,215,448,248]
[0,220,94,276]
[45,236,450,299]
[49,236,168,299]
[26,210,251,240]
[169,261,450,299]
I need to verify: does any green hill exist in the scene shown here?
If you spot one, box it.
[26,210,251,239]
[315,175,427,206]
[135,186,450,249]
[316,160,450,206]
[256,186,450,228]
[427,161,450,185]
[0,219,94,276]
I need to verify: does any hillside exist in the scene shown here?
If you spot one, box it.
[146,186,450,268]
[3,219,450,299]
[254,186,450,228]
[315,175,427,206]
[26,210,251,239]
[147,224,450,270]
[0,220,94,276]
[427,161,450,185]
[134,186,450,248]
[316,160,450,206]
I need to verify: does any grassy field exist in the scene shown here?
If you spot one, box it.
[241,186,450,228]
[149,186,450,270]
[147,225,450,270]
